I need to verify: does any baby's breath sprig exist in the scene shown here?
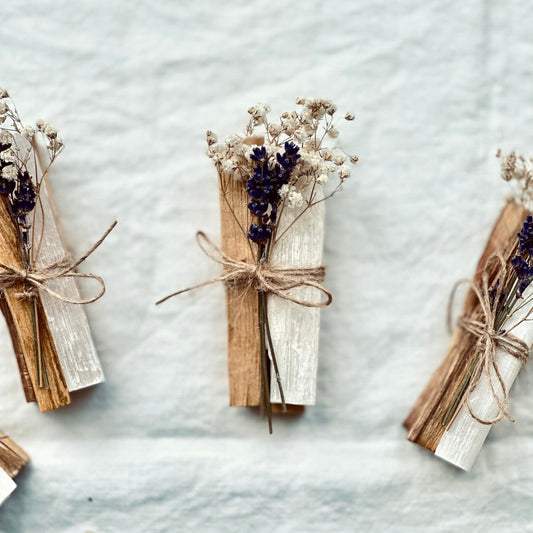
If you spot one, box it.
[208,97,357,247]
[497,149,533,209]
[0,89,64,389]
[207,97,357,431]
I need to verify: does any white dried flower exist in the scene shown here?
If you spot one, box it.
[206,130,218,146]
[36,119,46,131]
[221,159,236,175]
[317,174,328,185]
[248,103,270,124]
[281,118,298,135]
[345,112,355,121]
[327,127,339,138]
[321,148,332,161]
[338,164,351,178]
[0,150,15,163]
[0,131,11,144]
[296,97,306,105]
[22,126,35,139]
[44,124,57,138]
[287,189,304,208]
[2,165,17,180]
[298,151,322,174]
[268,123,282,136]
[331,149,345,165]
[207,142,227,163]
[303,98,326,120]
[349,155,359,164]
[225,134,241,148]
[501,151,517,181]
[324,101,337,115]
[0,89,8,98]
[279,184,290,199]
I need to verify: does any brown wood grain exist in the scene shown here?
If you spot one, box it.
[0,432,29,479]
[219,168,261,407]
[404,201,529,451]
[0,197,70,412]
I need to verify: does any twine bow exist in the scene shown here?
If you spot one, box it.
[0,221,117,304]
[156,231,332,307]
[448,254,529,426]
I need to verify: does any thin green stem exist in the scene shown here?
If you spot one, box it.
[441,354,479,428]
[258,290,272,434]
[261,294,287,411]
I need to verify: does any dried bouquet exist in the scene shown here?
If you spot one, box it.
[158,97,357,431]
[405,151,533,469]
[0,90,114,412]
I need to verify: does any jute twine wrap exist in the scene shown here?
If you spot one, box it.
[448,253,530,426]
[157,231,332,307]
[0,221,116,304]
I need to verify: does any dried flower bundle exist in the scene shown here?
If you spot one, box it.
[160,98,357,431]
[0,91,113,412]
[405,152,533,470]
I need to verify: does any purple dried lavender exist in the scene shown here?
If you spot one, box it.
[11,171,36,216]
[511,215,533,297]
[517,215,533,254]
[246,141,300,244]
[511,255,533,297]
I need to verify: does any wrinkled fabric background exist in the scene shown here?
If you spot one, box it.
[0,1,532,531]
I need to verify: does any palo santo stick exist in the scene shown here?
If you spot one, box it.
[219,160,261,407]
[0,294,35,402]
[405,201,529,467]
[0,196,70,412]
[0,432,30,479]
[269,186,325,405]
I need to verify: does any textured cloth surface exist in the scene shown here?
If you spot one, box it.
[1,1,533,531]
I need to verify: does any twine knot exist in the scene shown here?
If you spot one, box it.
[0,221,116,305]
[156,231,332,307]
[449,253,530,425]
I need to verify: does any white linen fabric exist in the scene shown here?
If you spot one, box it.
[0,1,532,531]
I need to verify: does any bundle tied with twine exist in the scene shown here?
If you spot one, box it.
[0,221,117,304]
[156,231,332,307]
[446,253,531,427]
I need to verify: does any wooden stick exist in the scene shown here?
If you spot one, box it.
[0,294,35,402]
[0,432,29,507]
[0,432,30,479]
[219,171,261,407]
[405,201,529,465]
[0,196,70,412]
